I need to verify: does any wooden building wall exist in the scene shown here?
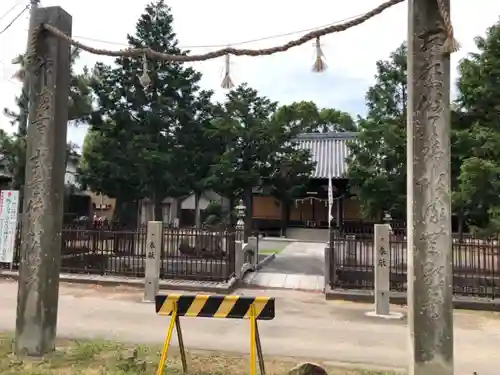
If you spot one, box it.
[343,197,362,220]
[253,195,363,225]
[252,196,281,219]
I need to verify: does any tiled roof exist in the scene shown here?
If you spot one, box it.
[295,132,357,179]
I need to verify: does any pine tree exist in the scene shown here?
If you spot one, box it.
[83,0,205,221]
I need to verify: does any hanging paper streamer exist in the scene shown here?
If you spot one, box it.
[312,37,327,73]
[328,173,333,228]
[139,54,151,87]
[295,196,328,206]
[221,54,234,89]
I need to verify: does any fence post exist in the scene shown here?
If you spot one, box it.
[329,228,339,287]
[346,234,356,265]
[324,245,330,292]
[366,224,402,320]
[144,221,162,302]
[234,200,245,279]
[15,6,72,357]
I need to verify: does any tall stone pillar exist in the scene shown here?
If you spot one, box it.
[15,6,72,356]
[407,0,454,374]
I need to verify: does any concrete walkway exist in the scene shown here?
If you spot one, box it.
[245,242,325,291]
[0,280,499,375]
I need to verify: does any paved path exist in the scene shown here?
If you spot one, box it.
[1,280,499,375]
[245,242,325,291]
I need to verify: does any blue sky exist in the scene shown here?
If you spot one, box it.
[1,0,500,148]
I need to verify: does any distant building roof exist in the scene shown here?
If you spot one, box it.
[295,132,357,179]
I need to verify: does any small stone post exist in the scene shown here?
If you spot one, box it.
[234,199,245,279]
[366,224,402,320]
[15,6,72,356]
[375,224,390,314]
[144,221,162,302]
[408,0,454,374]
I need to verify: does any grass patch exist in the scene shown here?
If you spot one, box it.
[259,248,283,255]
[0,333,396,375]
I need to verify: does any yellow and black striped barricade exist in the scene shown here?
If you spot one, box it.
[155,293,275,375]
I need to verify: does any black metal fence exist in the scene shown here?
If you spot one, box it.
[4,224,236,282]
[160,226,235,281]
[329,224,500,299]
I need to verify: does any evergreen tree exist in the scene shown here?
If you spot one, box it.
[273,101,356,133]
[2,49,92,195]
[82,0,205,221]
[346,44,407,219]
[454,20,500,232]
[208,84,316,236]
[174,90,223,227]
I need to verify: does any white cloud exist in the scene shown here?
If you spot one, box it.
[1,0,499,147]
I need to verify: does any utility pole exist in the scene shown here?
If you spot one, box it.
[407,0,454,374]
[15,6,72,356]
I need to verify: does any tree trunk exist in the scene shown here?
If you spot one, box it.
[113,198,138,227]
[228,197,234,227]
[457,211,464,241]
[194,191,201,228]
[153,192,163,222]
[280,198,289,237]
[176,198,182,226]
[244,188,253,241]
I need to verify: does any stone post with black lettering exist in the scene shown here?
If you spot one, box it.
[15,6,72,356]
[144,221,163,302]
[374,224,390,315]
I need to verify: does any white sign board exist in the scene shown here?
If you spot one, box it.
[0,190,20,263]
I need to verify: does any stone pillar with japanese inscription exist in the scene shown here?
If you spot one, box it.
[144,221,162,302]
[365,224,402,320]
[407,0,454,374]
[15,6,72,356]
[374,224,390,315]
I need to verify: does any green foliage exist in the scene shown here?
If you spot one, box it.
[266,103,319,232]
[208,83,279,201]
[174,91,223,227]
[453,20,500,231]
[208,84,315,235]
[79,127,143,201]
[1,48,93,194]
[272,101,356,133]
[0,130,24,190]
[80,0,205,221]
[346,44,407,219]
[347,19,500,232]
[203,202,225,226]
